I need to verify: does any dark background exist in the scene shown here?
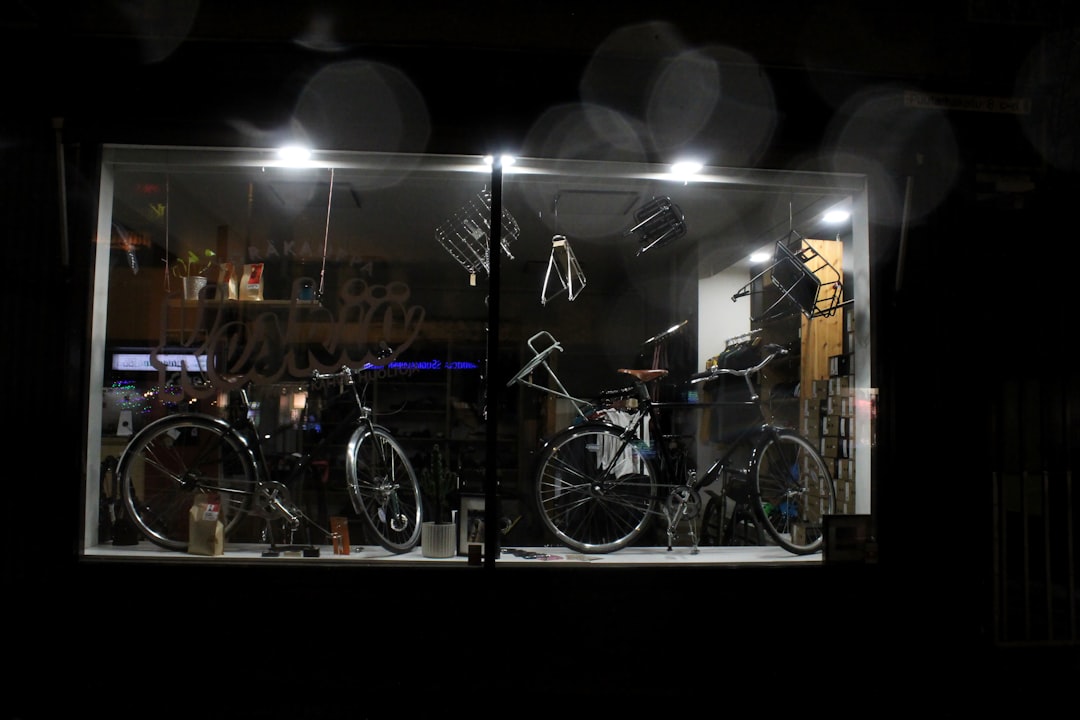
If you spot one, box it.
[4,2,1078,715]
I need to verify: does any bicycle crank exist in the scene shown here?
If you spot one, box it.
[253,481,302,530]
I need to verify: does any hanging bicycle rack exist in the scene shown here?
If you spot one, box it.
[434,187,520,278]
[506,330,592,420]
[541,235,587,305]
[624,196,687,255]
[733,230,844,322]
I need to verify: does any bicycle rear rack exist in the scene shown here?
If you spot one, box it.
[733,230,844,322]
[624,196,687,255]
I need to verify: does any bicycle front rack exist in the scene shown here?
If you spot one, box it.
[507,331,592,420]
[541,235,587,305]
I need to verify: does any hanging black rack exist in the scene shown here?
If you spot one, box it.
[624,196,687,255]
[733,229,844,322]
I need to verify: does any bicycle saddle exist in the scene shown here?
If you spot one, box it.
[617,368,668,383]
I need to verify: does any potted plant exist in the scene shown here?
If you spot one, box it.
[172,248,217,299]
[418,443,458,558]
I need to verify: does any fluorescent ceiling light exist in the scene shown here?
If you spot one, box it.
[277,145,312,164]
[482,154,516,168]
[669,160,703,177]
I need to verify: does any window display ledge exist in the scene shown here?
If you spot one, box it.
[82,543,820,567]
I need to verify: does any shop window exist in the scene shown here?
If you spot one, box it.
[84,145,872,566]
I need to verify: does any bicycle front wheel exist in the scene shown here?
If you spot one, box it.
[346,425,423,553]
[750,429,835,554]
[118,414,256,551]
[533,422,659,553]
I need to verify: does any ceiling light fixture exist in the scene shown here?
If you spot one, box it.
[277,145,312,164]
[670,160,703,176]
[482,154,516,169]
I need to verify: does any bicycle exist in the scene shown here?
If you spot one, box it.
[116,365,424,555]
[509,331,836,555]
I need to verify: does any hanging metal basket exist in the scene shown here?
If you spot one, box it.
[434,188,520,276]
[732,230,844,321]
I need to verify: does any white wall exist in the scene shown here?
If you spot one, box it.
[692,265,753,496]
[697,267,752,370]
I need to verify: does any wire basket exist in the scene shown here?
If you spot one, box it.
[434,188,520,275]
[733,230,844,321]
[770,236,843,319]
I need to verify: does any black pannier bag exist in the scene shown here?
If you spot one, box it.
[699,340,762,444]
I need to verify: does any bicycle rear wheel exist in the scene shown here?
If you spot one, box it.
[750,429,835,554]
[346,424,423,553]
[533,422,659,553]
[118,415,256,551]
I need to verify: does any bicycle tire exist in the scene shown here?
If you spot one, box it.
[118,414,256,551]
[346,424,423,553]
[750,429,835,554]
[533,421,659,553]
[698,493,725,546]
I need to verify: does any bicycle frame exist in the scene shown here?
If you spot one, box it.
[570,378,768,548]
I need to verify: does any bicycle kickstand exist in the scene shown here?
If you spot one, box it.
[260,521,321,558]
[664,504,701,555]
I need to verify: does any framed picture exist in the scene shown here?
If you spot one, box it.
[458,495,485,556]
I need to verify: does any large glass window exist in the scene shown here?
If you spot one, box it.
[84,144,871,565]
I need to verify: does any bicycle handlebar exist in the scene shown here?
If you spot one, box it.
[689,343,788,384]
[311,366,356,383]
[312,366,351,381]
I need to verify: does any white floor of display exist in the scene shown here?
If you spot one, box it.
[84,542,820,566]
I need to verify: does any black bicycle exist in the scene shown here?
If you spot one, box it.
[116,366,423,554]
[511,332,836,555]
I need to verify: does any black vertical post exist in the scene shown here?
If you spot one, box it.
[485,160,503,569]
